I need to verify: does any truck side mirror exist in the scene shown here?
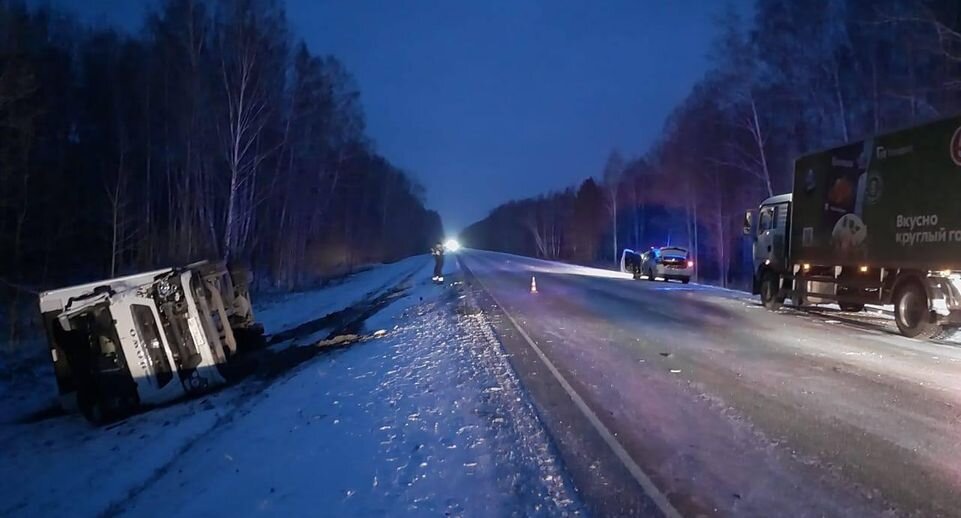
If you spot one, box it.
[743,210,755,236]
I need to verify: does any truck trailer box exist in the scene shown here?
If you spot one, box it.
[790,115,961,270]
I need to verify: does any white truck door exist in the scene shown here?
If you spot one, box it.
[754,206,774,271]
[755,204,789,271]
[111,293,185,405]
[178,271,227,384]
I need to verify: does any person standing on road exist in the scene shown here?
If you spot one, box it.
[431,242,445,283]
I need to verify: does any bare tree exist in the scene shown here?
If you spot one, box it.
[216,0,285,259]
[601,150,625,264]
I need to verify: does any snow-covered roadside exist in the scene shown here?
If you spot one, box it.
[120,260,580,516]
[0,256,428,424]
[256,255,428,335]
[0,334,54,423]
[1,256,581,517]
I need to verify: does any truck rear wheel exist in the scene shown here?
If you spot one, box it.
[78,392,102,424]
[78,389,116,425]
[760,272,783,310]
[894,281,941,339]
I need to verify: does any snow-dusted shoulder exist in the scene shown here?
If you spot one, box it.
[256,255,429,335]
[0,257,581,517]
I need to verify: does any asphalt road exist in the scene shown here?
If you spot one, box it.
[460,249,961,517]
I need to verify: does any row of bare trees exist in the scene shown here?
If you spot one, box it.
[0,0,442,341]
[463,0,961,288]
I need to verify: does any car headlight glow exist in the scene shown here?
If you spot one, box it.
[444,238,461,252]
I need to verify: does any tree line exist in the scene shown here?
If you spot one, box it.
[463,0,961,289]
[0,0,442,299]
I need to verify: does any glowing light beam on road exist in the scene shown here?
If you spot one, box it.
[526,263,633,280]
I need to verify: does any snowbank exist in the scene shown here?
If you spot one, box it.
[256,255,427,335]
[0,255,429,423]
[0,335,55,423]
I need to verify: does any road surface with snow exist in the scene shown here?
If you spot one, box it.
[460,249,961,517]
[6,249,961,517]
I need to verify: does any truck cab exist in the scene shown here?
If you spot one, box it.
[38,261,261,423]
[745,193,792,300]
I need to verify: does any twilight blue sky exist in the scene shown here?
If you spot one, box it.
[55,0,747,232]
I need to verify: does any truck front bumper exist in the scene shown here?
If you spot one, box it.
[926,274,961,324]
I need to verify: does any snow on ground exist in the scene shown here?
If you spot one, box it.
[0,255,581,517]
[0,256,428,424]
[0,334,55,423]
[256,255,428,335]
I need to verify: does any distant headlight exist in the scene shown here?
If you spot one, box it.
[444,239,461,252]
[687,260,694,268]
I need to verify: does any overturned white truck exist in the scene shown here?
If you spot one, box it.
[38,261,263,422]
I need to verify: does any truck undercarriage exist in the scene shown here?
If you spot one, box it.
[755,257,961,339]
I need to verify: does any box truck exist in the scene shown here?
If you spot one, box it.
[745,115,961,339]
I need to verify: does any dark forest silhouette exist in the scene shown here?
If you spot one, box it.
[0,0,447,344]
[463,0,961,288]
[0,0,442,295]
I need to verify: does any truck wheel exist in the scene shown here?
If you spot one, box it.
[839,303,864,312]
[760,272,783,310]
[681,277,690,284]
[894,281,941,339]
[78,391,107,425]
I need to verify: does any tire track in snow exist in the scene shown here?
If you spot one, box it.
[100,270,423,517]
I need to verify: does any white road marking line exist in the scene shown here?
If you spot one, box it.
[466,258,682,518]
